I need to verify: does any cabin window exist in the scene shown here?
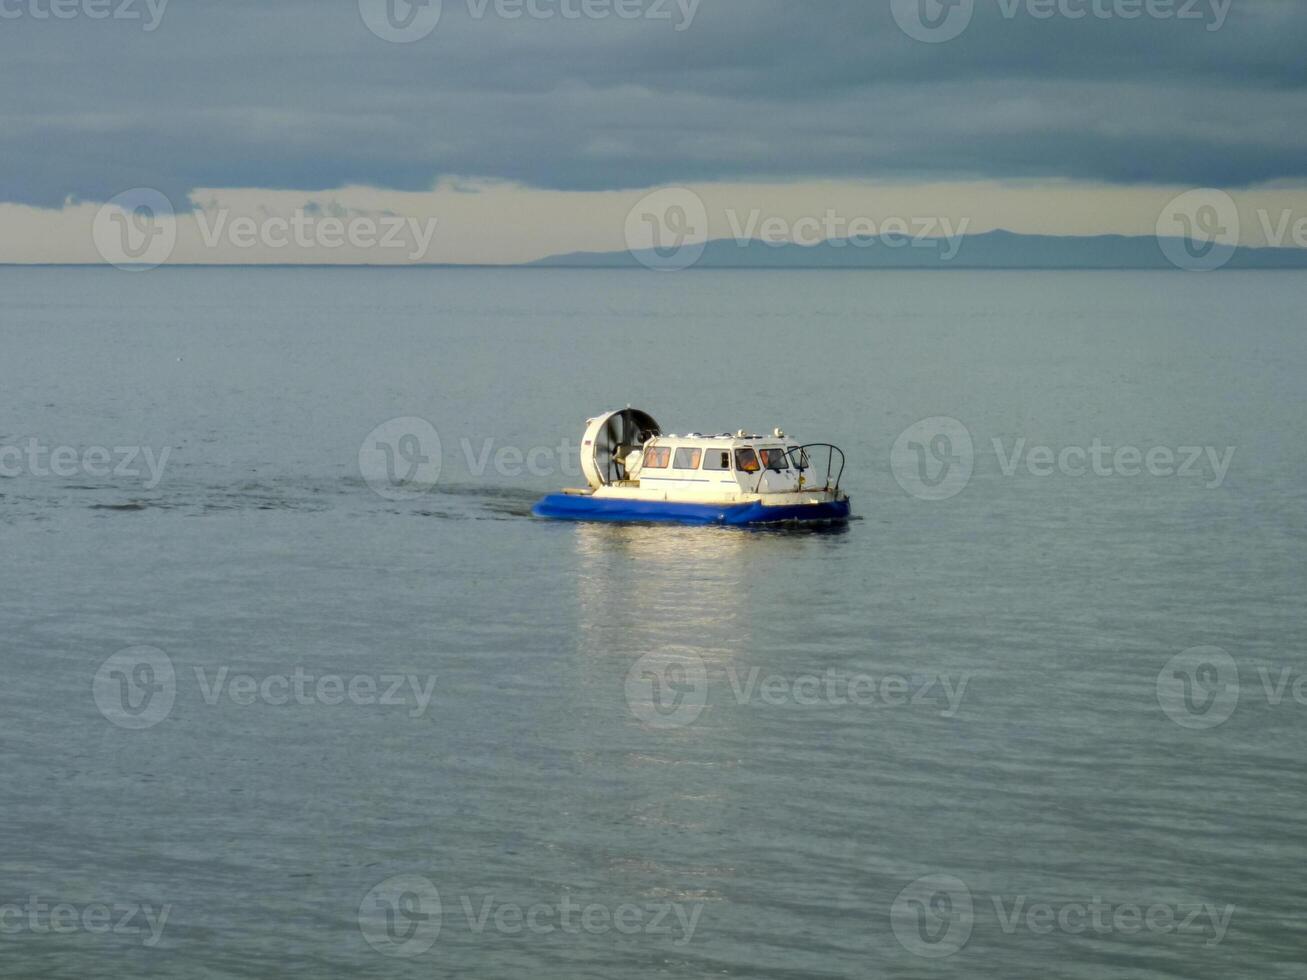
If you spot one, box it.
[673,447,702,470]
[734,448,760,473]
[759,448,790,471]
[703,449,731,470]
[644,446,671,469]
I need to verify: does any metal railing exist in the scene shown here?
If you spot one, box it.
[751,443,845,494]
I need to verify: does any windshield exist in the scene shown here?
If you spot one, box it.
[734,448,760,473]
[758,447,791,471]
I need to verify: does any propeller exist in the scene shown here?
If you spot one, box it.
[588,409,660,486]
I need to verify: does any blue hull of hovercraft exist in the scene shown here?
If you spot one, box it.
[532,494,851,526]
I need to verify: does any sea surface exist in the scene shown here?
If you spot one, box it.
[1,267,1305,979]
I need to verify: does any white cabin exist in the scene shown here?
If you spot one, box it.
[624,432,815,498]
[575,409,843,507]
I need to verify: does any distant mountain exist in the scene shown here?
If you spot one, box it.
[530,229,1307,269]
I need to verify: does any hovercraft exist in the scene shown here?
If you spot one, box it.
[532,408,850,526]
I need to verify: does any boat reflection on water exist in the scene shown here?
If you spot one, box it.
[575,522,750,661]
[563,521,853,894]
[571,521,851,734]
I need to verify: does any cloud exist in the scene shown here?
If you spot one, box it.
[1,0,1306,209]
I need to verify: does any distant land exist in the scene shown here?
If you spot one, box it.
[8,229,1307,270]
[531,229,1307,269]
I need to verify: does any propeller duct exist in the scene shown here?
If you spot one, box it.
[580,409,660,488]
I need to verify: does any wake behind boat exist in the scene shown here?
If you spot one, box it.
[533,408,850,526]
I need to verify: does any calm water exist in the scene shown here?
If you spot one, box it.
[1,267,1305,979]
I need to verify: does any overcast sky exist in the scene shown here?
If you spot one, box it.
[2,0,1305,262]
